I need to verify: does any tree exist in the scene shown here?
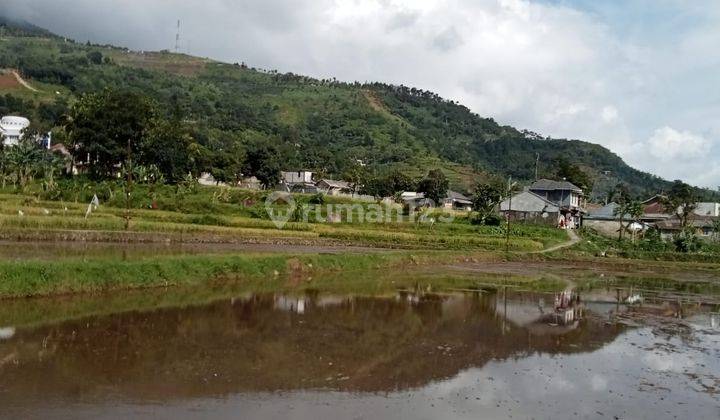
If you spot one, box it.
[555,158,592,192]
[712,219,720,243]
[387,170,414,194]
[140,116,200,183]
[244,143,281,189]
[86,51,103,65]
[66,90,156,178]
[360,175,391,199]
[663,180,698,229]
[342,161,367,196]
[611,183,633,240]
[472,183,503,225]
[417,169,449,205]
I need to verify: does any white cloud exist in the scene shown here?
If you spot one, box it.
[647,126,711,161]
[601,106,619,124]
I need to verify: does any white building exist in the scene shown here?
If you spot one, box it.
[0,116,30,147]
[281,170,314,184]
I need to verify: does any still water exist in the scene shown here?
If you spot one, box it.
[1,289,718,419]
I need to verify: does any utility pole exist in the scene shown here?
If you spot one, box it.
[506,177,512,254]
[505,176,517,255]
[175,20,181,53]
[535,153,540,181]
[125,138,132,230]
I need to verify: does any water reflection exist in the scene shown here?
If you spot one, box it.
[0,290,625,402]
[2,287,719,419]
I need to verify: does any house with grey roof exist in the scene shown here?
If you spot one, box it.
[583,202,639,237]
[499,190,561,225]
[527,179,585,227]
[316,179,353,196]
[443,190,473,211]
[655,215,719,240]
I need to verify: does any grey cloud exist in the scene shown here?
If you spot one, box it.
[431,26,463,52]
[385,10,420,32]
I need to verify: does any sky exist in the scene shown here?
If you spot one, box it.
[4,0,720,188]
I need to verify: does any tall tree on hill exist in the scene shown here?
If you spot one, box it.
[663,180,698,229]
[418,169,449,205]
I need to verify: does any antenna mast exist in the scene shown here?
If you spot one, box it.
[174,20,181,53]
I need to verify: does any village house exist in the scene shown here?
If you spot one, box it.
[584,194,719,239]
[279,170,317,193]
[400,190,472,211]
[640,195,718,222]
[694,202,720,217]
[640,195,671,223]
[238,176,262,190]
[500,179,584,228]
[528,179,584,227]
[281,170,314,184]
[316,179,353,196]
[443,190,473,211]
[499,190,560,225]
[655,215,718,240]
[583,202,649,237]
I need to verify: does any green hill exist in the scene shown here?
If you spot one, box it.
[0,17,714,200]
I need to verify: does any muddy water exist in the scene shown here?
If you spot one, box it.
[1,290,719,419]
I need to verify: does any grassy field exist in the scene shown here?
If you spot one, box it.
[0,185,567,251]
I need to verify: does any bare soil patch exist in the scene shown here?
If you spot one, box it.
[0,72,20,89]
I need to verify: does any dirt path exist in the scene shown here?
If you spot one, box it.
[10,70,39,92]
[535,229,580,254]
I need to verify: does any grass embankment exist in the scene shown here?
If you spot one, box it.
[0,255,569,328]
[0,251,511,299]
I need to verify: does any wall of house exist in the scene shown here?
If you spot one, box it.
[282,171,313,183]
[531,190,580,208]
[501,211,558,225]
[584,220,622,238]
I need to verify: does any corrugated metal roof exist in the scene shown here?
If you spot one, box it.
[585,202,635,220]
[500,191,560,212]
[446,190,471,202]
[318,179,351,189]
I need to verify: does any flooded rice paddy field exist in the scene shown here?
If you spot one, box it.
[1,279,719,419]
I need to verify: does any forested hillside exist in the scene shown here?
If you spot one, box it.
[0,16,714,200]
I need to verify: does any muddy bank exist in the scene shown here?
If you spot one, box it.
[445,259,720,285]
[0,240,392,261]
